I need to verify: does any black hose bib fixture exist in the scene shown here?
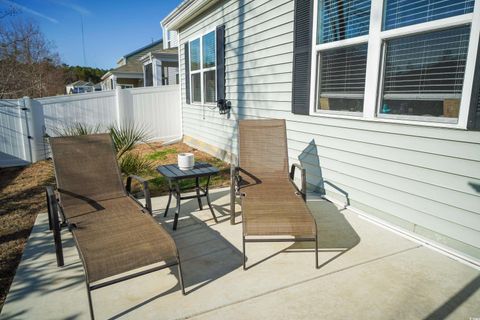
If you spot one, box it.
[217,99,231,115]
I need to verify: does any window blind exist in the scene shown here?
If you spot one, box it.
[191,73,201,102]
[204,71,216,103]
[319,44,368,95]
[384,0,475,30]
[318,0,371,44]
[381,26,470,118]
[317,43,367,112]
[383,26,470,98]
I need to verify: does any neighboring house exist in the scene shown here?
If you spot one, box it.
[65,80,95,94]
[101,39,178,90]
[139,48,179,86]
[162,0,480,264]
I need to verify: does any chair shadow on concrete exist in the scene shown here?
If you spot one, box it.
[199,187,235,224]
[244,199,361,270]
[290,200,361,268]
[108,189,242,319]
[423,274,480,320]
[298,139,350,206]
[286,140,359,268]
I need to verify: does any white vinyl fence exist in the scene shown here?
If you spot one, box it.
[0,85,181,167]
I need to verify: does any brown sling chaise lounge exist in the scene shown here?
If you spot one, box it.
[46,134,184,319]
[231,119,318,269]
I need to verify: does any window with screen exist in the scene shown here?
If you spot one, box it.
[380,26,470,120]
[317,44,368,112]
[189,30,216,104]
[383,0,475,30]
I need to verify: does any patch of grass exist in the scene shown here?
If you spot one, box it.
[146,148,178,161]
[134,142,230,197]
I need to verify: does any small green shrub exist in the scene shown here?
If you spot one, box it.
[118,152,154,176]
[109,123,152,159]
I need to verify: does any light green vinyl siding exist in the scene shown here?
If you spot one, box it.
[177,0,480,262]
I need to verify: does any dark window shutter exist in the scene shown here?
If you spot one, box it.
[292,0,313,115]
[184,42,190,104]
[467,46,480,130]
[216,25,226,101]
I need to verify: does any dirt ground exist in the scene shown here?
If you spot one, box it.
[0,142,229,312]
[0,161,55,311]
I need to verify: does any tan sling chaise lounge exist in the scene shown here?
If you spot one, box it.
[46,134,184,319]
[231,119,318,269]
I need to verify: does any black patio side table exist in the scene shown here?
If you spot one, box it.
[157,162,219,230]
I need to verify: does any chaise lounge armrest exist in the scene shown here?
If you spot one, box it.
[290,163,306,201]
[126,175,152,215]
[230,164,251,224]
[230,165,243,194]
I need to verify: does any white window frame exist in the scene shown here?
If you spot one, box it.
[310,0,480,129]
[188,28,217,106]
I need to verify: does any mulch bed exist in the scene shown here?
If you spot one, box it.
[0,142,229,312]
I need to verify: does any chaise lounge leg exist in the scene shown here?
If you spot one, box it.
[230,165,236,225]
[177,257,186,295]
[86,282,95,320]
[195,177,203,210]
[205,176,218,223]
[46,191,53,231]
[164,188,172,217]
[47,187,64,267]
[173,184,181,230]
[242,236,246,270]
[53,219,64,267]
[315,235,319,269]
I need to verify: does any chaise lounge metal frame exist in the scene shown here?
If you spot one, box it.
[46,134,185,319]
[230,119,318,270]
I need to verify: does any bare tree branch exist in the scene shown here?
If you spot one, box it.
[0,18,64,98]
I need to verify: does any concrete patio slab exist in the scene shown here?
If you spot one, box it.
[1,188,479,319]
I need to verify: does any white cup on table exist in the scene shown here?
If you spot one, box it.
[178,153,194,170]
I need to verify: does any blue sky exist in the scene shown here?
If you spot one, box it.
[0,0,181,69]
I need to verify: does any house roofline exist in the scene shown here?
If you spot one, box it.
[161,0,220,31]
[124,39,163,59]
[101,71,113,81]
[101,71,143,81]
[115,39,164,66]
